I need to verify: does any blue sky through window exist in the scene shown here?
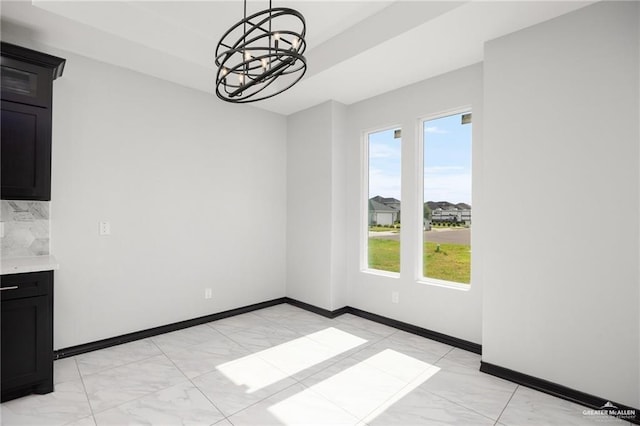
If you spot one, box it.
[424,113,472,205]
[367,113,471,205]
[368,128,401,200]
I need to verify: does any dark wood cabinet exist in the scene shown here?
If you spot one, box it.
[1,57,53,108]
[0,42,65,201]
[1,100,52,200]
[1,271,54,402]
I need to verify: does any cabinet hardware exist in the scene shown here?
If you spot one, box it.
[0,286,18,291]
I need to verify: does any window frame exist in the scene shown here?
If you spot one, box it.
[361,124,403,278]
[416,106,472,290]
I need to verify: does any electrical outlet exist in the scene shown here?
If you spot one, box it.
[392,291,399,304]
[99,221,111,236]
[204,288,213,299]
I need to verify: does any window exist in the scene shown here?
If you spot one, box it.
[422,111,472,285]
[365,127,401,274]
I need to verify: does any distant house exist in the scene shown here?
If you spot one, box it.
[431,206,471,225]
[369,197,400,226]
[370,196,401,212]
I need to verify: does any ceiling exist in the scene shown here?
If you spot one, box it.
[0,1,593,115]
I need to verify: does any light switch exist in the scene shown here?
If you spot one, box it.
[99,221,111,236]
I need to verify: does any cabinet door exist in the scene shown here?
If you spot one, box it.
[0,57,52,108]
[1,100,52,200]
[0,295,52,397]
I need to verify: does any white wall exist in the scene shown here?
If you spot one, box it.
[345,64,484,344]
[483,1,639,407]
[1,35,287,349]
[330,102,349,309]
[286,101,348,310]
[287,102,332,309]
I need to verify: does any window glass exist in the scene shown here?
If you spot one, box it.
[367,128,401,273]
[423,112,472,284]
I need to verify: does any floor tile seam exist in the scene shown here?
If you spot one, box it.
[351,351,438,384]
[207,324,254,347]
[53,356,81,386]
[277,321,336,336]
[364,336,455,364]
[303,337,374,363]
[74,337,159,361]
[295,326,380,357]
[253,311,306,322]
[176,340,262,382]
[435,357,483,372]
[151,340,223,397]
[220,332,310,355]
[87,378,195,419]
[213,322,306,348]
[224,380,303,419]
[296,327,407,367]
[433,346,456,366]
[429,361,520,394]
[188,376,231,426]
[434,355,498,376]
[220,334,278,354]
[421,387,503,423]
[291,379,364,423]
[76,349,166,378]
[298,336,412,383]
[248,345,323,381]
[494,384,519,425]
[80,346,193,416]
[104,344,228,423]
[211,311,285,329]
[151,335,228,352]
[294,355,416,422]
[69,357,94,416]
[156,339,238,425]
[356,373,432,424]
[254,343,351,384]
[61,414,96,426]
[161,332,250,358]
[155,336,248,370]
[332,316,395,338]
[70,356,97,422]
[344,324,397,340]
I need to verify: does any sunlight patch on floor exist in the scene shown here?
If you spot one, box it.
[216,327,367,394]
[268,349,440,424]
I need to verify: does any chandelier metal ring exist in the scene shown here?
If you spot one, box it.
[215,5,307,103]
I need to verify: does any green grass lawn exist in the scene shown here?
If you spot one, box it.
[367,239,401,273]
[368,239,470,284]
[369,226,399,232]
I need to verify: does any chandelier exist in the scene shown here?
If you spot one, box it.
[215,0,307,103]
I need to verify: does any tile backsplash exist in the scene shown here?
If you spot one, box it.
[1,200,50,258]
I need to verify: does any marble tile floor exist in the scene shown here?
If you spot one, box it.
[0,304,630,426]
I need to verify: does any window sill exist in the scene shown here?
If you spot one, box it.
[417,277,471,291]
[361,268,400,279]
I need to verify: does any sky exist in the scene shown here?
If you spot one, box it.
[368,112,472,205]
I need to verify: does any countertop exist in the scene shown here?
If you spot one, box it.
[1,255,59,275]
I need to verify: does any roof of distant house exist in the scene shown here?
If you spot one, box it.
[426,201,471,211]
[371,195,401,204]
[369,199,399,212]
